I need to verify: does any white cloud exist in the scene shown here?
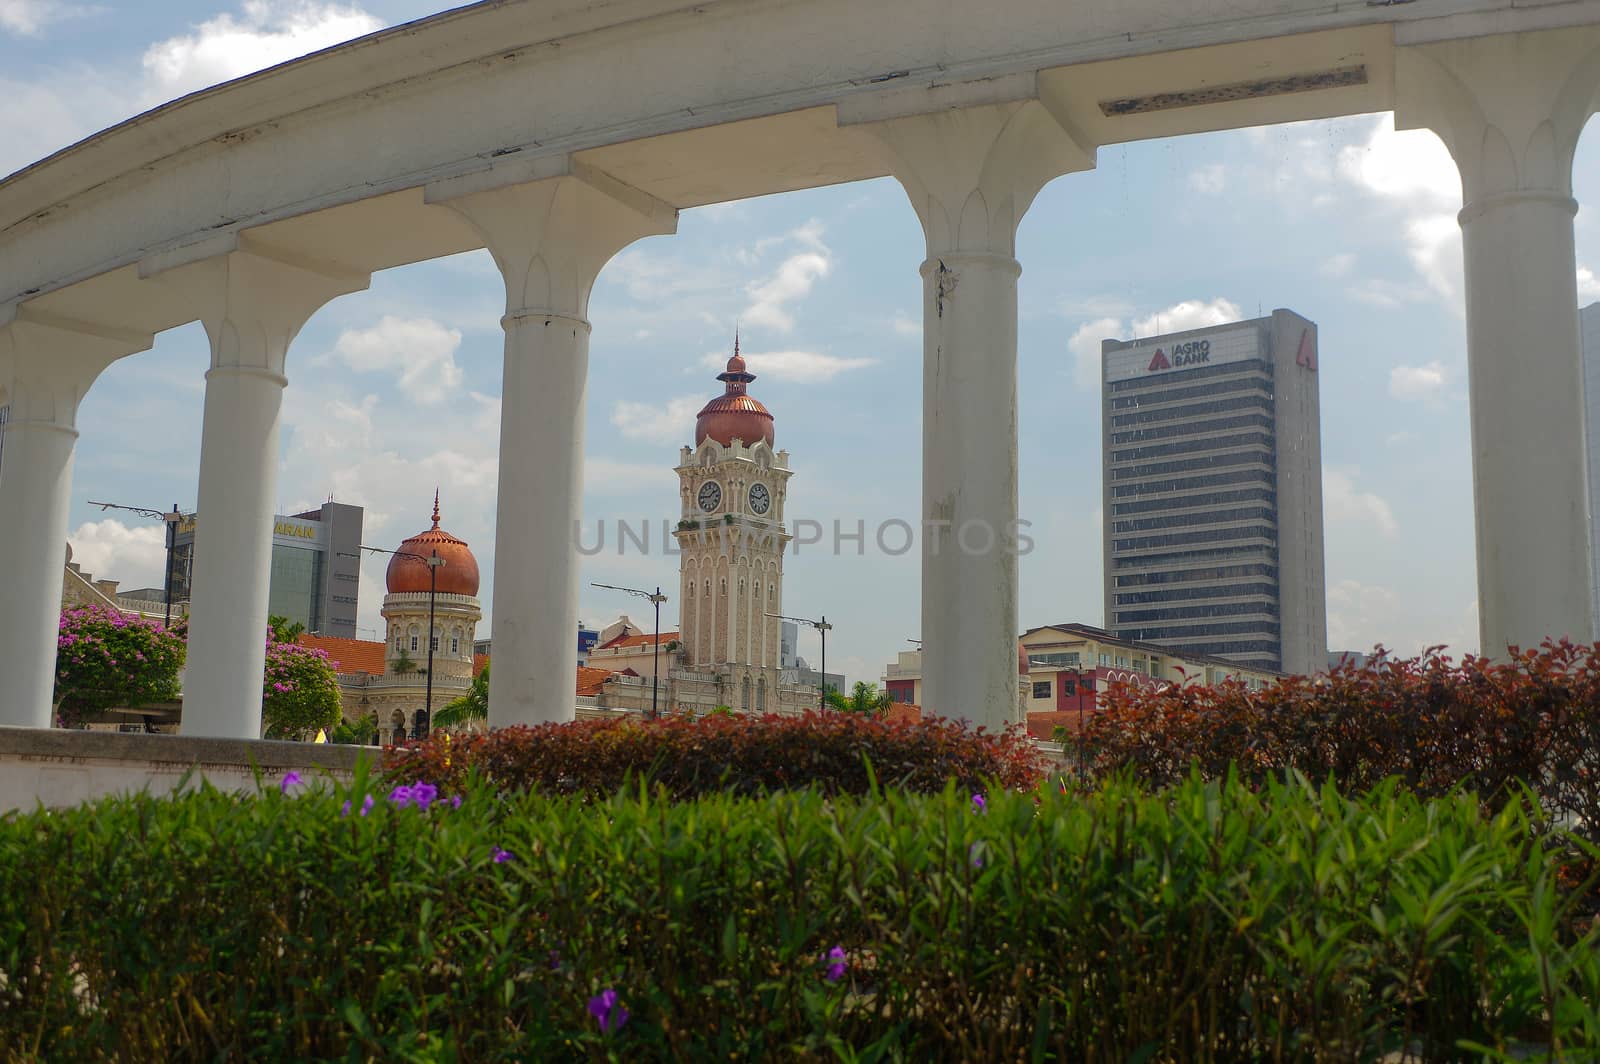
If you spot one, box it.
[331,315,463,404]
[1066,299,1241,390]
[142,1,384,103]
[891,312,921,338]
[1186,163,1225,195]
[67,519,169,591]
[744,252,830,332]
[0,0,91,35]
[1320,253,1356,279]
[1579,266,1600,302]
[698,348,874,383]
[742,222,833,332]
[1336,116,1463,301]
[1389,360,1447,401]
[1323,469,1398,539]
[611,396,704,446]
[1325,579,1401,655]
[1131,298,1242,339]
[1068,316,1121,389]
[584,457,676,495]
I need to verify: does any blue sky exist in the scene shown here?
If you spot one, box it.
[6,0,1600,686]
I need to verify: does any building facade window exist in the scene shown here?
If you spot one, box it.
[410,636,419,651]
[1032,681,1052,699]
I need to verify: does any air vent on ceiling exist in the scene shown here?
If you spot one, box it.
[1099,64,1367,117]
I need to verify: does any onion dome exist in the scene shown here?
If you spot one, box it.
[695,335,775,448]
[386,491,481,597]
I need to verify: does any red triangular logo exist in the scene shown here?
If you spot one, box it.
[1295,329,1317,371]
[1147,349,1170,372]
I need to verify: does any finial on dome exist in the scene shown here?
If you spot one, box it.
[432,488,441,530]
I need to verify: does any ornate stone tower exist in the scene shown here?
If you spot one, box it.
[674,342,793,713]
[381,492,483,685]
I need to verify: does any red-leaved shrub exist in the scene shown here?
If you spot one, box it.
[385,710,1045,798]
[1085,639,1600,840]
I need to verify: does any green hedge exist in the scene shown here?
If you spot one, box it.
[3,770,1599,1060]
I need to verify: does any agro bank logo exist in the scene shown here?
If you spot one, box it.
[1146,339,1211,372]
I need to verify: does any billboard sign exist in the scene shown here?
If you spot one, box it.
[1104,326,1260,383]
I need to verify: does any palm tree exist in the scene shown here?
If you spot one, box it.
[824,680,893,717]
[433,662,489,729]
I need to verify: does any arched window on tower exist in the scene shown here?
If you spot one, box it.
[391,710,406,746]
[757,677,766,712]
[741,675,750,713]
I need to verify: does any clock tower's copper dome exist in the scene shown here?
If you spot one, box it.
[695,337,775,448]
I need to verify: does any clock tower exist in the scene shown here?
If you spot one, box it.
[674,341,793,712]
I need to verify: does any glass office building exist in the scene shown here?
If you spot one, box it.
[171,501,364,638]
[1101,309,1327,674]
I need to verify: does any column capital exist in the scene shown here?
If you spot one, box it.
[1395,27,1600,204]
[0,308,153,432]
[430,160,677,320]
[847,100,1093,257]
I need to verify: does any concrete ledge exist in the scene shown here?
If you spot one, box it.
[0,727,379,812]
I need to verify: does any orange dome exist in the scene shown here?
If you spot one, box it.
[696,339,775,448]
[386,492,481,597]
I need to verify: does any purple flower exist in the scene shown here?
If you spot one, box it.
[280,771,303,794]
[587,989,629,1033]
[492,846,513,864]
[341,799,352,817]
[412,781,439,811]
[971,792,986,813]
[360,794,374,817]
[824,945,848,982]
[388,784,413,807]
[548,949,562,971]
[450,794,462,810]
[969,840,985,869]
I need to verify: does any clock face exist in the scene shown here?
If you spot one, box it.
[749,483,771,515]
[697,481,722,512]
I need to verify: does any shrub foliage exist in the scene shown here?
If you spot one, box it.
[52,604,185,725]
[1087,639,1600,841]
[2,774,1597,1059]
[384,710,1045,797]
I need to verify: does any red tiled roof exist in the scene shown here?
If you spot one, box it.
[577,666,614,697]
[598,630,681,650]
[884,702,921,723]
[473,653,489,678]
[1026,711,1081,740]
[299,635,386,675]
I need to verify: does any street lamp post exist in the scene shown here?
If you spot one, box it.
[1028,658,1092,785]
[593,582,668,719]
[340,546,445,734]
[770,612,832,711]
[88,500,186,628]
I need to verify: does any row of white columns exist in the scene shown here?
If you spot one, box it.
[1,28,1598,736]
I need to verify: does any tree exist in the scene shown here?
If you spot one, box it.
[434,662,489,730]
[54,605,186,726]
[825,680,894,717]
[268,615,306,644]
[261,636,343,740]
[392,648,419,675]
[330,714,379,745]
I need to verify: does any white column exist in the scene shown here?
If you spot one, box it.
[850,100,1090,728]
[179,248,368,737]
[0,313,150,727]
[435,164,676,728]
[1397,28,1600,655]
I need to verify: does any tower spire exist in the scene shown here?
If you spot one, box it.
[432,488,441,529]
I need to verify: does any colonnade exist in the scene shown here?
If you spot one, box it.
[1,27,1598,736]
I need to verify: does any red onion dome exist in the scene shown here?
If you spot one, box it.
[386,492,481,597]
[695,338,775,448]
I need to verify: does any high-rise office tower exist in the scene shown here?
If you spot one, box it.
[1101,309,1327,674]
